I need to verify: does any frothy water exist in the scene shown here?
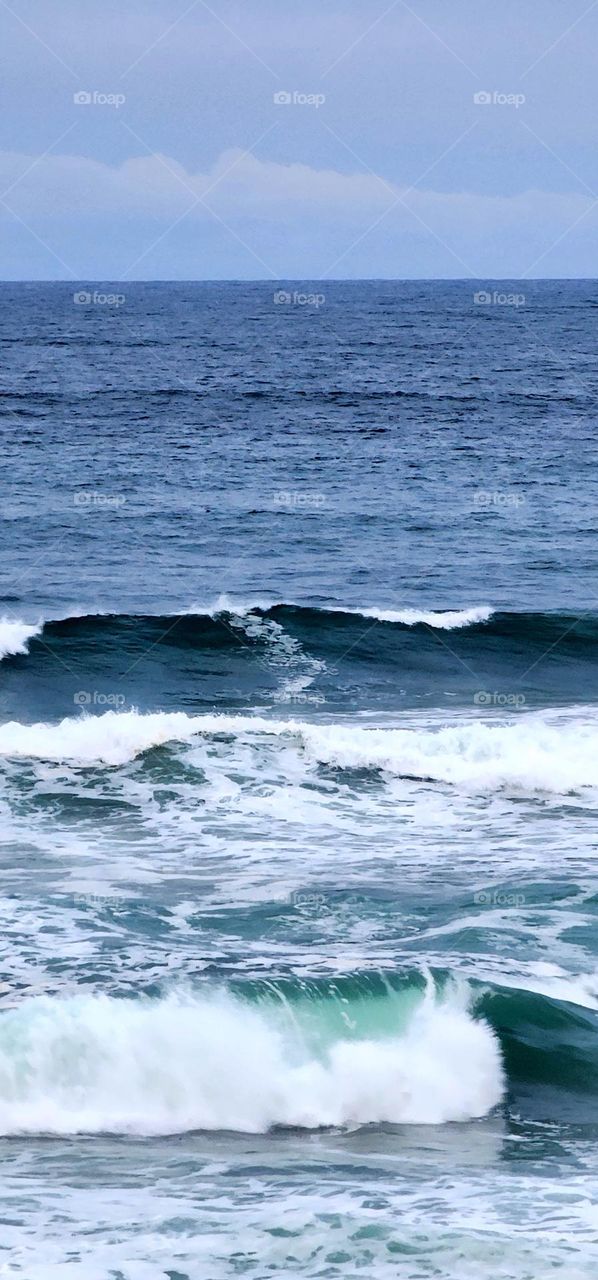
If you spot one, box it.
[2,706,598,796]
[0,618,42,660]
[0,980,503,1135]
[329,604,495,627]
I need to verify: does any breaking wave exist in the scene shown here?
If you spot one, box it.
[6,606,598,716]
[2,707,598,794]
[328,604,494,628]
[0,618,42,661]
[0,599,492,670]
[0,976,502,1135]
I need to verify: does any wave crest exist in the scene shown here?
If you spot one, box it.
[0,618,42,661]
[328,604,494,628]
[2,708,598,794]
[0,980,503,1135]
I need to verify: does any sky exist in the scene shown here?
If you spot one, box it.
[1,0,598,279]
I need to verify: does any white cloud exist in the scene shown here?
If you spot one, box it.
[0,147,593,230]
[0,147,596,277]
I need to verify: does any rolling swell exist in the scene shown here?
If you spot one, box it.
[7,602,496,665]
[4,603,597,663]
[478,983,598,1121]
[1,603,596,721]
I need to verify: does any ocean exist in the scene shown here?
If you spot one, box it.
[1,279,598,1278]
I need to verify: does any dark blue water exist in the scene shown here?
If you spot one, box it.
[2,280,598,617]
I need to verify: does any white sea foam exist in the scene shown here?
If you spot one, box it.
[0,709,205,766]
[0,618,42,661]
[296,715,598,793]
[473,963,598,1013]
[2,707,598,795]
[187,594,325,699]
[0,983,503,1135]
[190,596,494,630]
[184,593,281,619]
[330,605,494,628]
[225,604,325,699]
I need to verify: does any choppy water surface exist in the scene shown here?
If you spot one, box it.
[1,281,598,1278]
